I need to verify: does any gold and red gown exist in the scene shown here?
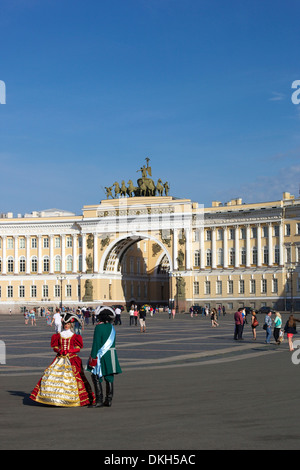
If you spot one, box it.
[30,330,95,407]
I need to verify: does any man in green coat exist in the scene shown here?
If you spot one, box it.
[87,307,122,408]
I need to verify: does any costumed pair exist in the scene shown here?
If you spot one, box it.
[30,307,122,408]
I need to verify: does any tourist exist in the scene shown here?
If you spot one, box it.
[129,306,135,325]
[51,308,62,333]
[273,312,282,345]
[211,308,219,327]
[114,306,122,325]
[134,307,139,326]
[234,308,244,340]
[264,311,273,344]
[251,311,259,340]
[138,305,147,333]
[30,312,95,407]
[284,315,300,351]
[87,307,122,408]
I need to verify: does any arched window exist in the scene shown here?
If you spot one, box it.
[43,256,49,272]
[229,248,235,266]
[8,256,14,273]
[19,256,26,272]
[31,256,37,272]
[55,255,61,272]
[66,255,73,272]
[206,249,212,267]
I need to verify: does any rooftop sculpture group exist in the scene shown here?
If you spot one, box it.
[104,158,170,199]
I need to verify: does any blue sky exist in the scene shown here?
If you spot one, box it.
[1,0,300,215]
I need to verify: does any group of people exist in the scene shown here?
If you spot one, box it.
[234,307,300,350]
[129,305,147,332]
[30,306,122,409]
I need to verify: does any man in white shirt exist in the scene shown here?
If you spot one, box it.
[114,307,122,325]
[52,308,62,333]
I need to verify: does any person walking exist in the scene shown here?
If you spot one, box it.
[129,306,135,325]
[284,315,300,351]
[234,308,244,340]
[51,308,62,333]
[251,311,259,340]
[273,312,282,345]
[211,308,219,327]
[264,311,273,344]
[114,306,122,325]
[138,305,147,333]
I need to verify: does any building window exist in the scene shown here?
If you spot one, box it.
[228,280,233,294]
[31,257,37,272]
[274,225,279,237]
[272,278,278,293]
[55,237,61,248]
[194,251,200,267]
[250,279,256,294]
[217,248,223,266]
[229,248,235,266]
[274,246,280,264]
[31,285,37,298]
[285,224,291,236]
[7,286,13,298]
[239,280,245,294]
[206,230,211,241]
[19,256,26,272]
[7,238,13,249]
[252,227,257,238]
[241,248,246,265]
[66,236,73,248]
[262,279,267,293]
[205,281,211,294]
[19,238,25,249]
[66,284,72,297]
[229,228,235,240]
[19,285,25,298]
[7,257,14,273]
[263,246,269,265]
[78,255,82,272]
[193,281,199,295]
[43,237,49,248]
[262,226,268,238]
[206,250,212,267]
[217,229,223,240]
[31,238,37,249]
[240,228,246,239]
[216,280,222,295]
[55,255,61,272]
[252,247,257,265]
[43,256,50,272]
[54,285,60,298]
[66,255,73,272]
[43,285,49,298]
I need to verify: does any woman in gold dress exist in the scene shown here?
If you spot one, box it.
[30,312,95,407]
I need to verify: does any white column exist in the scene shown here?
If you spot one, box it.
[185,228,191,270]
[26,236,30,274]
[61,234,66,273]
[279,222,284,266]
[200,227,205,269]
[14,236,18,274]
[2,236,7,274]
[82,234,87,273]
[93,233,98,273]
[246,225,251,268]
[73,234,78,273]
[173,229,178,270]
[223,227,228,268]
[38,235,42,274]
[235,226,239,268]
[212,227,216,269]
[257,225,262,267]
[49,235,54,273]
[268,223,273,266]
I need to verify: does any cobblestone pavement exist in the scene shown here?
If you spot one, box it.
[0,312,300,450]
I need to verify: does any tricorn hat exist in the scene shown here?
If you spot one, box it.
[95,306,115,323]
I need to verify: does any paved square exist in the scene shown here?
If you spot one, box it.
[0,312,300,450]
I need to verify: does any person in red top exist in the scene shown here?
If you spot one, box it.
[30,312,95,407]
[234,308,244,341]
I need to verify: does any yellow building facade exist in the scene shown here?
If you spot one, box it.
[0,191,299,314]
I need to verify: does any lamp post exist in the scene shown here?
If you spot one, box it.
[173,272,181,313]
[286,263,295,314]
[57,276,66,310]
